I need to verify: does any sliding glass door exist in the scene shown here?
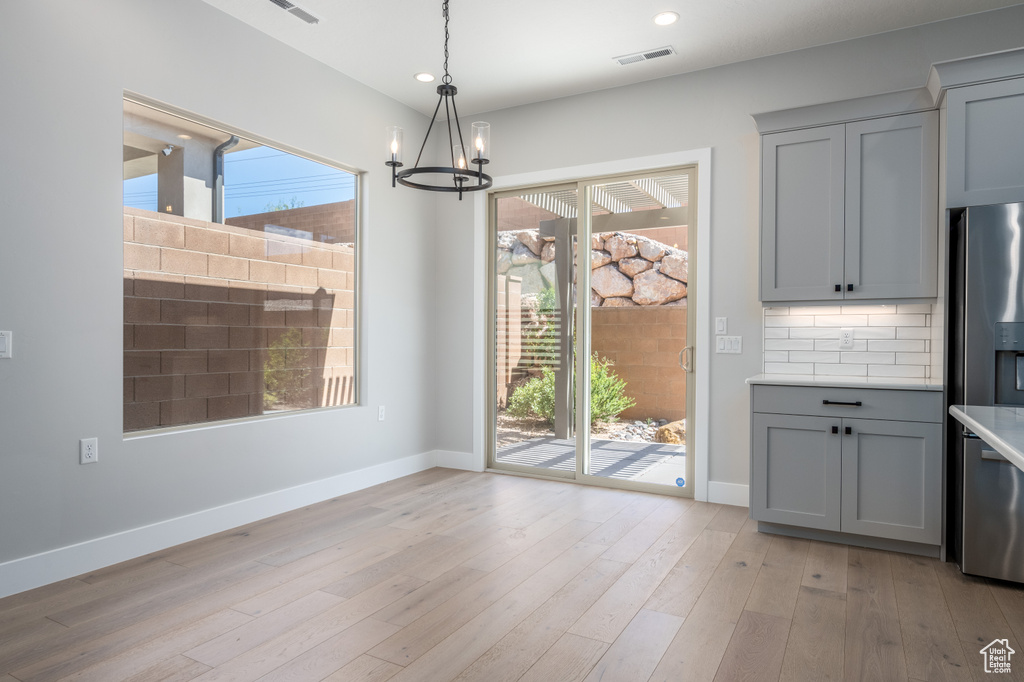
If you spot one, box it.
[488,168,696,497]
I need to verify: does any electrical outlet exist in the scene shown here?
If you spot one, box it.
[80,438,98,464]
[839,328,854,350]
[378,405,385,421]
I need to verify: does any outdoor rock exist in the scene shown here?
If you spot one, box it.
[592,233,606,250]
[496,249,512,274]
[660,252,688,283]
[591,290,604,307]
[517,230,545,256]
[512,241,541,265]
[638,238,666,262]
[539,261,559,288]
[507,263,545,293]
[591,264,634,298]
[618,256,653,278]
[632,269,686,305]
[497,232,516,250]
[541,241,556,263]
[655,420,686,444]
[604,234,638,261]
[591,249,612,269]
[603,296,638,307]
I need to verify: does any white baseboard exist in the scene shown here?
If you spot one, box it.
[708,481,749,507]
[0,451,437,600]
[432,449,483,471]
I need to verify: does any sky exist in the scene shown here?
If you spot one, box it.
[122,144,356,218]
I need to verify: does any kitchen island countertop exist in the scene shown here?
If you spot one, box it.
[949,405,1024,474]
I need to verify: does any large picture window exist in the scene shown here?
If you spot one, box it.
[122,99,358,432]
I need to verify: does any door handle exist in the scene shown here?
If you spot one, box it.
[678,346,693,373]
[822,400,862,407]
[844,426,852,435]
[981,448,1009,462]
[831,425,839,434]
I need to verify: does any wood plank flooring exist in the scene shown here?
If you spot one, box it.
[1,468,1022,681]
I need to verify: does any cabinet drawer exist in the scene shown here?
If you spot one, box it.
[751,385,942,422]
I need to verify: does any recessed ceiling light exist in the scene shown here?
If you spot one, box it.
[654,11,679,26]
[414,72,435,83]
[176,134,192,140]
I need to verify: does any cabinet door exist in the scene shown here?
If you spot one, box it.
[752,413,841,531]
[840,418,941,544]
[947,78,1024,207]
[761,125,845,302]
[844,112,938,299]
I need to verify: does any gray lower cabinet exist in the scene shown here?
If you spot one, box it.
[751,385,943,546]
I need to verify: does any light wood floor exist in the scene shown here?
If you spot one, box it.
[2,469,1022,682]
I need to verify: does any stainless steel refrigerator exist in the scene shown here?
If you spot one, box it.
[949,202,1024,583]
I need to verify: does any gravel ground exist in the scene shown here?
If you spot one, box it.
[496,411,670,449]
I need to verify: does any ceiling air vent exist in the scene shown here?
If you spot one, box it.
[614,46,676,66]
[266,0,320,24]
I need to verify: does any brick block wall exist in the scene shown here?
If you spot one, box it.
[123,207,355,432]
[591,306,687,422]
[225,201,355,245]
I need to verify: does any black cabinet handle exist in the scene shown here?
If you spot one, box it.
[847,283,854,291]
[831,425,839,434]
[822,400,862,406]
[834,284,841,292]
[845,426,852,435]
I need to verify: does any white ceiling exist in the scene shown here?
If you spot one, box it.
[201,0,1022,116]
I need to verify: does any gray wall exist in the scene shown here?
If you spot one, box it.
[0,0,436,564]
[433,6,1024,485]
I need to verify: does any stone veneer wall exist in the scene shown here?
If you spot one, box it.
[123,207,355,432]
[763,304,934,378]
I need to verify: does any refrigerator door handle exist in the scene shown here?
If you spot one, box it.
[981,448,1009,462]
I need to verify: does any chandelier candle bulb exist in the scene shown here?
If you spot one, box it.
[385,126,403,164]
[471,121,490,162]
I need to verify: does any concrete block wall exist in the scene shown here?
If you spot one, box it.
[591,306,687,422]
[225,201,355,245]
[123,207,355,432]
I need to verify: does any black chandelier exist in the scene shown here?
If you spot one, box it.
[386,0,491,200]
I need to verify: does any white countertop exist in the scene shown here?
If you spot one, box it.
[949,405,1024,474]
[746,373,944,391]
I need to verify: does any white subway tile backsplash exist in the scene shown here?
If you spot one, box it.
[816,315,868,327]
[841,351,896,364]
[867,339,925,352]
[765,362,814,374]
[815,363,868,376]
[868,364,926,378]
[763,305,935,376]
[765,315,814,327]
[868,314,927,327]
[789,351,841,364]
[790,328,841,339]
[764,339,815,351]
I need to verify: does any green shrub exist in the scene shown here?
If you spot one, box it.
[506,354,635,425]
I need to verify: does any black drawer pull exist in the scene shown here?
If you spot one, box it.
[847,283,854,291]
[822,400,862,407]
[831,426,839,434]
[834,284,841,292]
[845,426,852,435]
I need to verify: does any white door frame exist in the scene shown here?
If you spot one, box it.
[472,148,713,501]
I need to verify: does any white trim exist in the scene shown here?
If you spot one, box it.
[474,148,713,501]
[433,449,482,471]
[708,481,750,507]
[0,451,436,600]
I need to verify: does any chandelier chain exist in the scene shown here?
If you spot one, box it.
[441,0,452,84]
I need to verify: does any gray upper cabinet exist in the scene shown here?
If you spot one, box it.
[761,125,845,303]
[845,113,938,300]
[760,111,938,303]
[946,77,1024,207]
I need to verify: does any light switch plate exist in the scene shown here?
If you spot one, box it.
[715,335,742,354]
[715,317,728,334]
[0,331,11,358]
